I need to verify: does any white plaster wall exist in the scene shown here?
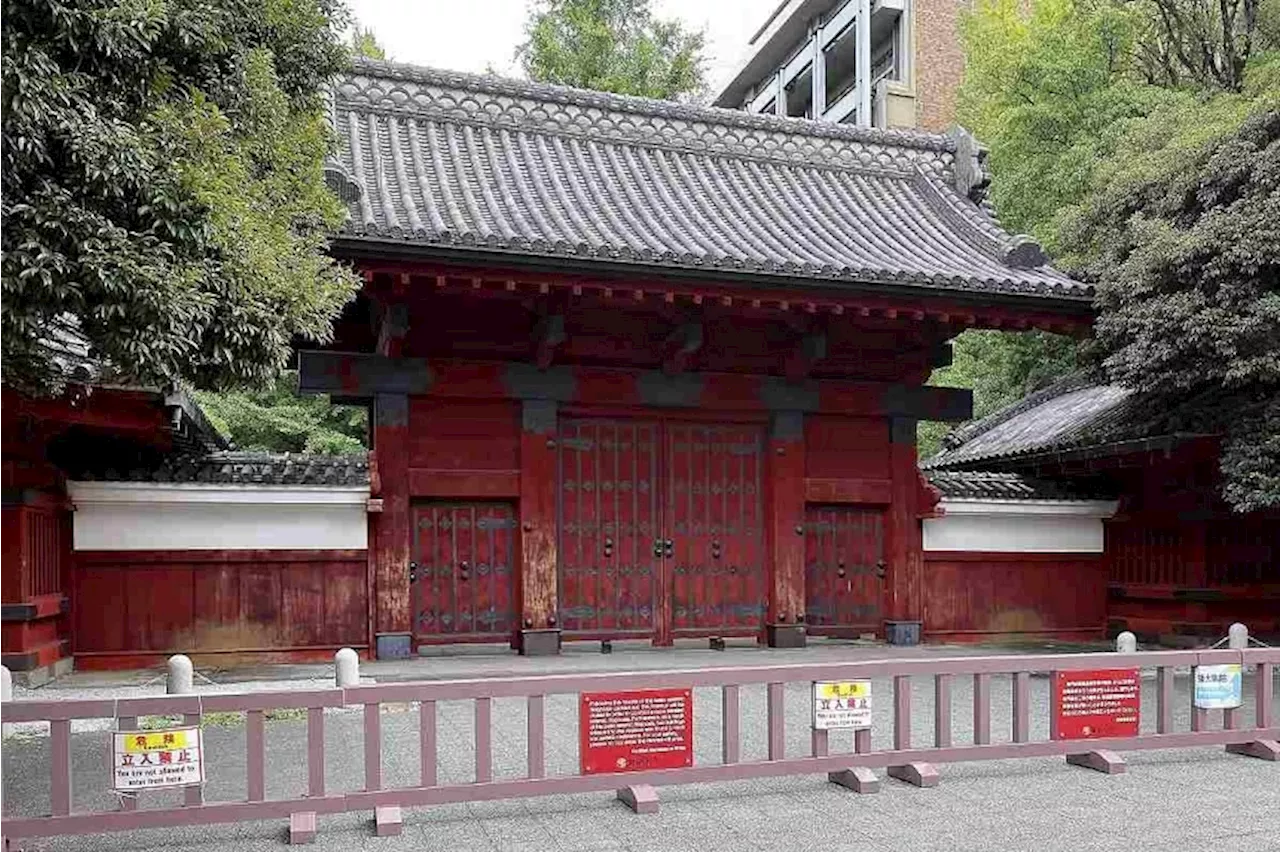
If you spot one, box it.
[68,483,368,551]
[923,499,1117,554]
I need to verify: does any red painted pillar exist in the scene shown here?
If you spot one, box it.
[765,412,806,648]
[372,393,412,658]
[518,400,560,655]
[884,416,924,645]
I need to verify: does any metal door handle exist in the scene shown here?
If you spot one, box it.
[459,560,470,580]
[663,539,674,558]
[875,559,886,580]
[409,561,418,583]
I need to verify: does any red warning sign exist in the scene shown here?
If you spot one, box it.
[1053,668,1140,740]
[579,687,693,775]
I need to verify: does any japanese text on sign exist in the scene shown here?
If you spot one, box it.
[812,680,872,730]
[1194,664,1243,709]
[1053,668,1140,740]
[579,688,693,775]
[113,726,204,791]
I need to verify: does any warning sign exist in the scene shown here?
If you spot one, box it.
[1194,664,1243,709]
[1053,669,1140,740]
[113,726,204,791]
[579,688,693,775]
[812,680,872,730]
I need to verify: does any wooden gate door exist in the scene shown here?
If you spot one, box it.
[411,502,517,643]
[665,423,766,642]
[557,419,661,638]
[804,506,885,636]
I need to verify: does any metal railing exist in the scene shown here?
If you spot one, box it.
[2,645,1276,845]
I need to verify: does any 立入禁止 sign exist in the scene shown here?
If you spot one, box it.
[112,726,204,791]
[1194,664,1242,709]
[1053,669,1140,740]
[579,688,693,775]
[812,680,872,730]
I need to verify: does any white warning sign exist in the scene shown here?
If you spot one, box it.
[112,726,204,791]
[812,680,873,730]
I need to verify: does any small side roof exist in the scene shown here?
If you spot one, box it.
[327,60,1090,306]
[68,451,369,486]
[924,377,1218,470]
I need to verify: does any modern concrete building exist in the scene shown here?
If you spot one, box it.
[713,0,967,132]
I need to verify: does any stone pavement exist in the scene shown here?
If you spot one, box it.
[3,640,1278,852]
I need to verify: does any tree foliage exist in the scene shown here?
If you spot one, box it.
[519,0,707,100]
[351,24,386,60]
[2,0,361,396]
[195,372,367,455]
[951,0,1280,509]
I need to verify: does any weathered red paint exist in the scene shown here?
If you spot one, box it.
[411,502,516,642]
[373,397,412,645]
[804,506,885,636]
[766,418,806,637]
[519,403,559,636]
[72,550,368,666]
[884,427,923,627]
[923,552,1108,641]
[408,470,520,499]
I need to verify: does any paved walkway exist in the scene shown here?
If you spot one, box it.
[4,641,1278,851]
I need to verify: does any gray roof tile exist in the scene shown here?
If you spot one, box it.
[926,469,1114,501]
[329,60,1090,302]
[72,452,369,487]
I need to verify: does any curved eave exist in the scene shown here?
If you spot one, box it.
[329,234,1096,317]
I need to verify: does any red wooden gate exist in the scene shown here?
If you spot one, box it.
[557,418,765,644]
[557,420,660,638]
[665,423,765,640]
[804,505,885,636]
[411,502,517,643]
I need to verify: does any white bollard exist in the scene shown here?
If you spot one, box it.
[1115,631,1137,654]
[335,647,360,688]
[166,654,194,695]
[1228,623,1248,650]
[1,665,12,702]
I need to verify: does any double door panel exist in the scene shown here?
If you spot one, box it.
[558,418,765,643]
[411,502,517,642]
[804,505,885,634]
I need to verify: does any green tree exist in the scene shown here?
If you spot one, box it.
[2,0,360,396]
[351,24,386,60]
[944,0,1280,509]
[196,372,367,454]
[519,0,707,100]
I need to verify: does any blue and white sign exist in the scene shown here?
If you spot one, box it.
[1194,664,1243,710]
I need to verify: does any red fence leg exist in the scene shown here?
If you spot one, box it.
[247,710,266,802]
[887,675,937,787]
[527,695,545,779]
[1157,666,1173,734]
[364,703,382,791]
[972,674,990,745]
[1226,661,1280,761]
[420,700,437,787]
[51,719,71,817]
[475,697,493,783]
[1012,672,1029,744]
[722,685,740,765]
[767,682,785,761]
[935,674,952,748]
[183,712,203,807]
[117,716,137,812]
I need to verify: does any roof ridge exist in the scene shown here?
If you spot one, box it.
[349,58,958,155]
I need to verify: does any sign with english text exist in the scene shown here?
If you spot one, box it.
[812,680,872,730]
[112,726,204,791]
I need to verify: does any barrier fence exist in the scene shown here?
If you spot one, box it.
[1,646,1277,845]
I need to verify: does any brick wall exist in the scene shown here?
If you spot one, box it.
[913,0,969,131]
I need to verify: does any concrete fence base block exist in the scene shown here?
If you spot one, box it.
[288,812,317,845]
[617,784,660,814]
[1066,750,1126,774]
[828,767,880,793]
[1225,740,1280,761]
[887,762,939,787]
[374,806,403,837]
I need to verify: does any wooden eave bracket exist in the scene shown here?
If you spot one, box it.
[534,313,567,370]
[662,322,703,375]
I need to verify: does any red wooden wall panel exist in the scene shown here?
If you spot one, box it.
[411,502,517,641]
[804,415,890,480]
[72,551,369,657]
[923,552,1107,640]
[409,399,519,470]
[804,505,885,634]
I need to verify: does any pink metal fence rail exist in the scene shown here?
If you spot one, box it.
[3,648,1277,845]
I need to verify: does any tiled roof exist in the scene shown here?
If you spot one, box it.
[926,470,1114,501]
[327,60,1090,302]
[925,379,1135,468]
[71,452,370,486]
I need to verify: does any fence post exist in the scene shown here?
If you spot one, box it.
[335,647,360,688]
[1225,624,1280,761]
[164,655,204,807]
[1065,634,1132,775]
